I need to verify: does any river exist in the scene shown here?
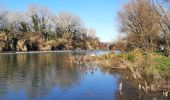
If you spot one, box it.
[0,51,168,100]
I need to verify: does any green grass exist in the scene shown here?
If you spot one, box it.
[154,57,170,71]
[127,54,135,62]
[115,53,135,62]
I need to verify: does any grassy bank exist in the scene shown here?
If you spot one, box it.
[81,49,170,96]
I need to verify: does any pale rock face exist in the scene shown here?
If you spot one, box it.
[16,40,27,51]
[23,45,27,51]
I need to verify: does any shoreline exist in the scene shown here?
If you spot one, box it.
[81,49,170,97]
[0,50,112,55]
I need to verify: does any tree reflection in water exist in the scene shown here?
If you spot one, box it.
[0,52,119,100]
[0,52,169,100]
[0,53,84,98]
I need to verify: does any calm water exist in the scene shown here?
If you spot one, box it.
[0,51,120,100]
[0,51,168,100]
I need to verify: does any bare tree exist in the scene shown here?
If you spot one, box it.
[151,0,170,48]
[118,0,161,51]
[0,5,100,51]
[0,8,8,32]
[86,28,96,38]
[27,5,52,40]
[54,12,84,39]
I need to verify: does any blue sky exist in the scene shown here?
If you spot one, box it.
[0,0,127,42]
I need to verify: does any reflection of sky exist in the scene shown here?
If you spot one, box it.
[0,69,119,100]
[0,52,120,100]
[0,89,29,100]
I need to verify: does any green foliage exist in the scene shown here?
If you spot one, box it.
[115,53,127,58]
[127,54,135,62]
[32,14,39,32]
[154,57,170,71]
[116,53,135,62]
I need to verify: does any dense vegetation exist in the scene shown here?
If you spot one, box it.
[0,5,100,51]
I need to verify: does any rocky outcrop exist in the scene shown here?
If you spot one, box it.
[25,33,44,50]
[16,40,27,51]
[0,31,99,51]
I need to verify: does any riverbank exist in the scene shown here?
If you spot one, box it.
[81,49,170,97]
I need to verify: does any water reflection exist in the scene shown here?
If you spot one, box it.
[0,52,119,100]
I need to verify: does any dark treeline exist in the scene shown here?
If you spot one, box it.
[0,5,100,51]
[111,0,170,55]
